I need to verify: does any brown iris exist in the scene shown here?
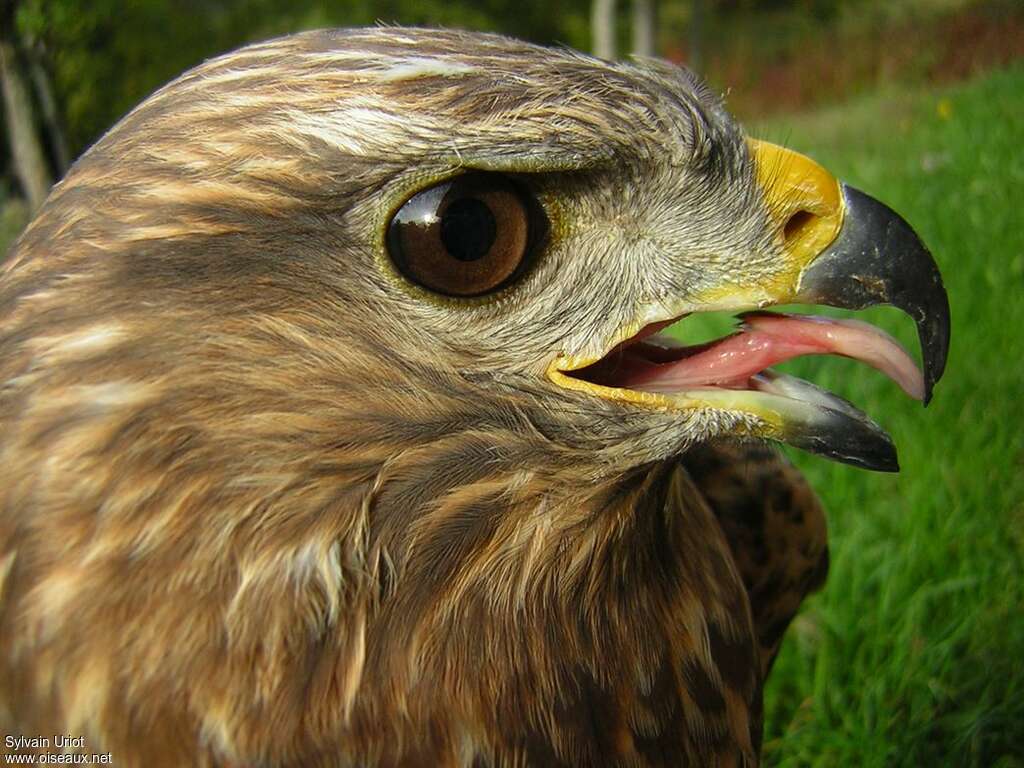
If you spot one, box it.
[386,173,545,297]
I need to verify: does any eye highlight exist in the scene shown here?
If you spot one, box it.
[386,173,546,297]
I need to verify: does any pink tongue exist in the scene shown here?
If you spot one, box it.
[628,312,925,400]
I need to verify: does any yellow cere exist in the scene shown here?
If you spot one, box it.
[747,138,846,288]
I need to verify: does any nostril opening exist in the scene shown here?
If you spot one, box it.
[783,209,818,244]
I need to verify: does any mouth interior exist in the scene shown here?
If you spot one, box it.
[566,310,925,402]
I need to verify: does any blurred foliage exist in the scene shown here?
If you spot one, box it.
[0,191,28,258]
[10,0,592,156]
[659,0,1024,119]
[9,0,1022,160]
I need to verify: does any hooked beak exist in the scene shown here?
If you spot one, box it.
[794,184,949,404]
[548,140,951,472]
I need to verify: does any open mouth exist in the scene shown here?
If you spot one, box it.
[550,309,930,472]
[566,310,923,402]
[545,145,949,472]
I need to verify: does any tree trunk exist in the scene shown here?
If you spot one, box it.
[631,0,656,58]
[0,36,52,212]
[29,50,70,174]
[592,0,616,60]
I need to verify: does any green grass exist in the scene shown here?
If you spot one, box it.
[703,65,1024,766]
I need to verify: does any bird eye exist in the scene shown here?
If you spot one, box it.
[386,173,546,297]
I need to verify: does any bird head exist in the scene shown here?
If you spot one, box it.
[2,27,953,553]
[7,30,949,482]
[0,28,951,763]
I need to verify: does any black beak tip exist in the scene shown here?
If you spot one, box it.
[919,276,951,407]
[798,184,951,412]
[789,410,900,473]
[845,436,900,473]
[877,449,900,473]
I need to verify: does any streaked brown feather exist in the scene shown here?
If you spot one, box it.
[0,27,823,767]
[682,441,829,675]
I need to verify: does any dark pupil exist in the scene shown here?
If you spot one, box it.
[440,197,497,262]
